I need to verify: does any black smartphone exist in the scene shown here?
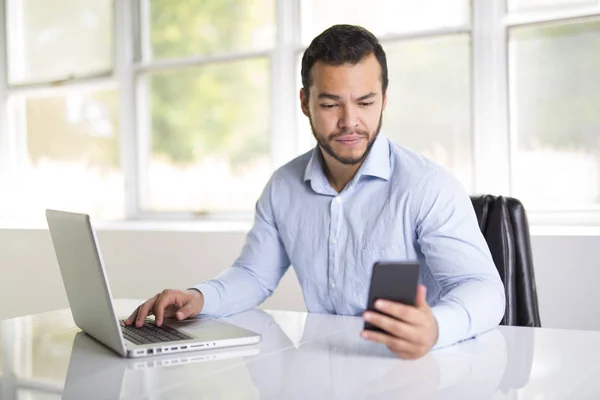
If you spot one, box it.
[364,261,420,332]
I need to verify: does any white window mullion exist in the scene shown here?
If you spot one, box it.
[472,0,511,196]
[114,0,139,219]
[5,0,24,85]
[0,0,13,216]
[136,0,152,213]
[271,0,300,169]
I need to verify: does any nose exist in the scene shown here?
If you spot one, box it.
[339,105,359,130]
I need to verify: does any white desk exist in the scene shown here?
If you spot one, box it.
[1,300,600,399]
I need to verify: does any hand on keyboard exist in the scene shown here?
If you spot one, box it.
[125,289,205,328]
[120,319,193,345]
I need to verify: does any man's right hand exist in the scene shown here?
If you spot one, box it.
[124,289,204,328]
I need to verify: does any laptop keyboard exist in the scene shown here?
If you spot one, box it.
[120,320,194,345]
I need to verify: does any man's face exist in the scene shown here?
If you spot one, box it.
[300,53,387,165]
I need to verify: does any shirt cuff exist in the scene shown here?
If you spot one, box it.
[431,302,471,350]
[190,282,222,316]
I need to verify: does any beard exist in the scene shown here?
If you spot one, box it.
[308,112,383,166]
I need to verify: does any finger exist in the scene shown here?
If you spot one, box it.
[125,307,152,325]
[360,329,396,348]
[415,284,427,309]
[154,290,181,326]
[176,302,195,320]
[363,312,419,342]
[136,294,159,328]
[125,307,139,325]
[388,340,424,360]
[374,300,423,325]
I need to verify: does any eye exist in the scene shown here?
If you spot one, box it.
[320,104,337,109]
[359,102,375,107]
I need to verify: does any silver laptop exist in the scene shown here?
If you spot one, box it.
[46,209,261,358]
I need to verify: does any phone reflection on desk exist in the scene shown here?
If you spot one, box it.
[243,312,535,399]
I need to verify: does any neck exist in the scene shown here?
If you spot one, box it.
[320,150,363,193]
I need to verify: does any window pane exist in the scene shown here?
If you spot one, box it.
[510,21,600,210]
[507,0,598,12]
[6,0,112,85]
[300,0,469,45]
[145,59,270,212]
[6,89,123,220]
[386,35,472,189]
[147,0,275,61]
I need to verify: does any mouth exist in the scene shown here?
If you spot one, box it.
[333,134,365,146]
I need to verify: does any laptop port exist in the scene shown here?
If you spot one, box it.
[156,348,162,353]
[171,347,177,351]
[181,346,188,350]
[147,349,154,355]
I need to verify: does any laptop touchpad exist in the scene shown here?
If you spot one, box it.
[167,319,246,341]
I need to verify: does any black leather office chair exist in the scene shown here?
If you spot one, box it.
[470,195,541,327]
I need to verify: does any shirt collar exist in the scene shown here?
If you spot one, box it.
[303,145,334,195]
[359,134,391,181]
[303,134,391,187]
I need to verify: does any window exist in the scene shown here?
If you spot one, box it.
[1,1,599,223]
[146,0,275,60]
[1,0,122,221]
[10,88,123,220]
[143,59,271,212]
[509,20,600,210]
[299,0,470,44]
[384,35,472,189]
[6,0,112,85]
[507,0,598,12]
[138,0,275,215]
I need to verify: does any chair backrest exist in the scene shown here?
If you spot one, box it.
[470,195,541,327]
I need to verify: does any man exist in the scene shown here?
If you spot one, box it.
[126,24,505,360]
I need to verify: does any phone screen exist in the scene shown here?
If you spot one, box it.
[364,261,420,332]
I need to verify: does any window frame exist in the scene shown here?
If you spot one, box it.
[0,0,124,219]
[503,2,600,226]
[0,0,599,224]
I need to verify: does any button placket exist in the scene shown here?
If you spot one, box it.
[329,196,342,294]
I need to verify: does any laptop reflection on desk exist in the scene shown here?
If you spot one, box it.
[63,332,260,400]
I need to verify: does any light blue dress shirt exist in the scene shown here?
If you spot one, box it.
[195,134,506,349]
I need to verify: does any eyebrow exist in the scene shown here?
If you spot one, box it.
[317,92,377,102]
[357,92,376,101]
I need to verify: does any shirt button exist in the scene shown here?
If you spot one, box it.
[331,239,336,244]
[335,197,342,203]
[331,282,336,288]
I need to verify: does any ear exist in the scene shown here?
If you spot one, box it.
[300,88,310,117]
[382,92,388,112]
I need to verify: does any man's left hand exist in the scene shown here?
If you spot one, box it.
[361,284,439,360]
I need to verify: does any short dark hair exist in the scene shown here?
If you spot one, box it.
[301,24,388,97]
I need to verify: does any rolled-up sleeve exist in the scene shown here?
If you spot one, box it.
[411,169,506,349]
[193,178,291,317]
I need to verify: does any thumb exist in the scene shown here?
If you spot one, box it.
[176,303,194,320]
[415,284,428,308]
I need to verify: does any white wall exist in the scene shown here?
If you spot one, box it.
[0,225,305,321]
[1,225,599,332]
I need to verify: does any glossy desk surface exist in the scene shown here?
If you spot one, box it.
[1,300,600,399]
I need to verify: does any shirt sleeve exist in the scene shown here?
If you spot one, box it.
[192,177,291,317]
[411,169,506,349]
